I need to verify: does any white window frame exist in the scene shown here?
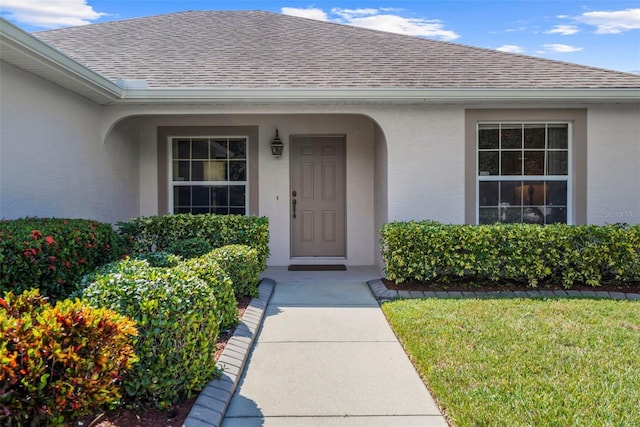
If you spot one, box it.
[168,135,250,215]
[475,122,572,225]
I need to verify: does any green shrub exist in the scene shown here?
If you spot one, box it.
[133,251,182,268]
[167,237,213,259]
[80,258,223,409]
[117,214,269,269]
[210,245,261,298]
[0,289,138,426]
[380,221,640,288]
[0,218,125,300]
[180,254,238,331]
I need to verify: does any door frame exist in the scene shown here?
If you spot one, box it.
[289,134,347,259]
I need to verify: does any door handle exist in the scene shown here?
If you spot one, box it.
[292,198,297,219]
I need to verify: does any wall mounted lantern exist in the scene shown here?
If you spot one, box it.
[271,129,284,157]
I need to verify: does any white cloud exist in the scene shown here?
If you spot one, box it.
[578,8,640,34]
[281,7,329,21]
[545,25,579,35]
[543,43,584,53]
[0,0,105,28]
[282,6,460,41]
[496,44,525,53]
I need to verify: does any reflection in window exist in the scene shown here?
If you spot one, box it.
[171,137,248,215]
[477,123,569,224]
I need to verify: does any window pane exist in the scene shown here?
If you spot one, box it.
[229,186,246,207]
[192,207,210,214]
[176,140,190,159]
[211,186,229,207]
[192,186,210,206]
[547,207,567,224]
[191,161,205,181]
[500,207,522,223]
[211,140,228,159]
[207,161,227,181]
[524,151,545,175]
[547,151,568,175]
[478,124,499,149]
[501,125,522,149]
[175,186,191,206]
[192,139,209,159]
[548,124,568,149]
[479,181,499,206]
[177,161,190,181]
[478,151,499,176]
[479,208,499,224]
[517,181,546,206]
[548,181,567,205]
[524,124,545,149]
[214,207,229,215]
[229,139,247,159]
[501,152,521,175]
[500,181,521,205]
[229,161,246,181]
[230,208,246,215]
[523,207,545,224]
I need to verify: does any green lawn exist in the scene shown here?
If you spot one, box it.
[382,298,640,426]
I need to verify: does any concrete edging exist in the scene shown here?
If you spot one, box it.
[183,278,275,427]
[367,279,640,302]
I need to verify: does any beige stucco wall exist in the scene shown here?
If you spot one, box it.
[587,104,640,225]
[0,61,139,223]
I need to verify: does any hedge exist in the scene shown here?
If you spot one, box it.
[0,218,125,300]
[117,214,269,269]
[381,221,640,288]
[0,289,138,426]
[207,245,261,298]
[79,258,225,409]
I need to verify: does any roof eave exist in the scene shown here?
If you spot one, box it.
[118,87,640,104]
[0,18,122,104]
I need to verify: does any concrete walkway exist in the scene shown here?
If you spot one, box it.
[220,267,447,427]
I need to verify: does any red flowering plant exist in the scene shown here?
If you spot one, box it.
[0,218,126,300]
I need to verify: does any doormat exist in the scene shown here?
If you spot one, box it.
[288,264,347,271]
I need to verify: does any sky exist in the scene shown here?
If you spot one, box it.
[1,1,639,73]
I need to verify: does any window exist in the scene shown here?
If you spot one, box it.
[170,137,248,215]
[477,123,569,224]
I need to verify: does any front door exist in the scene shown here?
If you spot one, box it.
[290,135,346,257]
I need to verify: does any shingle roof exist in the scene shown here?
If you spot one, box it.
[34,10,640,89]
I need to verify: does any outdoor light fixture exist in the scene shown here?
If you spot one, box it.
[271,129,284,157]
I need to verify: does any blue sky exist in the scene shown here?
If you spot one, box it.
[2,1,639,73]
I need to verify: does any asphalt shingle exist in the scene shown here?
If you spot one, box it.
[34,10,640,89]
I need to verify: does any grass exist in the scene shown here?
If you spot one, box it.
[382,297,640,426]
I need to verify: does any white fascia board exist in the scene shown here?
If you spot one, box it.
[0,18,122,102]
[118,88,640,104]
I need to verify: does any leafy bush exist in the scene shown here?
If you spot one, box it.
[132,251,182,268]
[210,245,261,298]
[167,237,213,259]
[0,218,125,300]
[381,221,640,288]
[180,254,238,331]
[117,214,269,269]
[0,289,138,426]
[80,258,223,409]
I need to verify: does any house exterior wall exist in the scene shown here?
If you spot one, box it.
[0,61,139,223]
[368,105,467,224]
[587,104,640,225]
